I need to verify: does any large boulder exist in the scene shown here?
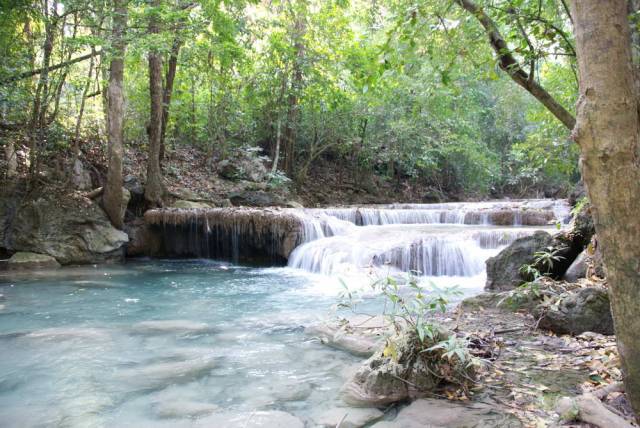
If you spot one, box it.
[7,252,60,269]
[217,150,268,183]
[341,329,471,407]
[4,193,128,264]
[123,218,160,257]
[534,287,614,335]
[485,231,554,291]
[229,190,287,207]
[485,230,583,291]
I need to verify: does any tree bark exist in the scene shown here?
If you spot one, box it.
[144,0,165,207]
[73,49,95,159]
[283,2,306,177]
[102,0,128,229]
[5,140,17,178]
[455,0,576,130]
[159,36,182,162]
[570,0,640,419]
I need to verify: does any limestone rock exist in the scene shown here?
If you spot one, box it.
[172,200,212,209]
[116,357,216,390]
[144,207,304,261]
[5,194,128,264]
[229,190,287,207]
[311,407,384,428]
[341,329,463,407]
[123,218,161,257]
[371,398,520,428]
[564,250,587,282]
[534,287,614,335]
[485,231,554,291]
[305,317,386,357]
[217,151,268,183]
[195,410,304,428]
[153,400,219,419]
[7,252,60,269]
[131,320,214,335]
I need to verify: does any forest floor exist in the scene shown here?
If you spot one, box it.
[449,296,632,427]
[120,145,445,206]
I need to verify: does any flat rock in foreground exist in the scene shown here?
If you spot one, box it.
[371,398,520,428]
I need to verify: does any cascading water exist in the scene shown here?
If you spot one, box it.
[143,199,569,279]
[288,200,569,278]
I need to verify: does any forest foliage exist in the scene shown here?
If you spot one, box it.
[0,0,580,198]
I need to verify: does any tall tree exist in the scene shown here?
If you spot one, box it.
[145,0,165,206]
[282,0,307,177]
[571,0,640,418]
[102,0,128,229]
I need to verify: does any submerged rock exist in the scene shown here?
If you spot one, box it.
[116,357,216,390]
[534,287,614,336]
[370,398,520,428]
[131,320,214,335]
[195,410,304,428]
[305,317,386,357]
[7,251,60,269]
[311,407,384,428]
[24,327,111,341]
[153,400,219,419]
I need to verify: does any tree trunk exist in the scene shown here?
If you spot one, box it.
[73,49,95,159]
[102,0,128,229]
[570,0,640,419]
[145,0,165,207]
[28,3,56,178]
[5,140,17,178]
[159,36,182,162]
[283,3,306,177]
[271,117,281,174]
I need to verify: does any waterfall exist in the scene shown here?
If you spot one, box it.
[144,199,569,277]
[287,226,545,277]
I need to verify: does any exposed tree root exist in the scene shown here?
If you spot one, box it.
[556,383,634,428]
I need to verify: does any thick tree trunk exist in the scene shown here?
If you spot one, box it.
[144,0,165,207]
[102,0,128,229]
[571,0,640,419]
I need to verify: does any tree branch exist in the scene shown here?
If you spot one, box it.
[455,0,576,130]
[0,49,101,86]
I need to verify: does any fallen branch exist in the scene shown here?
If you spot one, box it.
[85,187,103,199]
